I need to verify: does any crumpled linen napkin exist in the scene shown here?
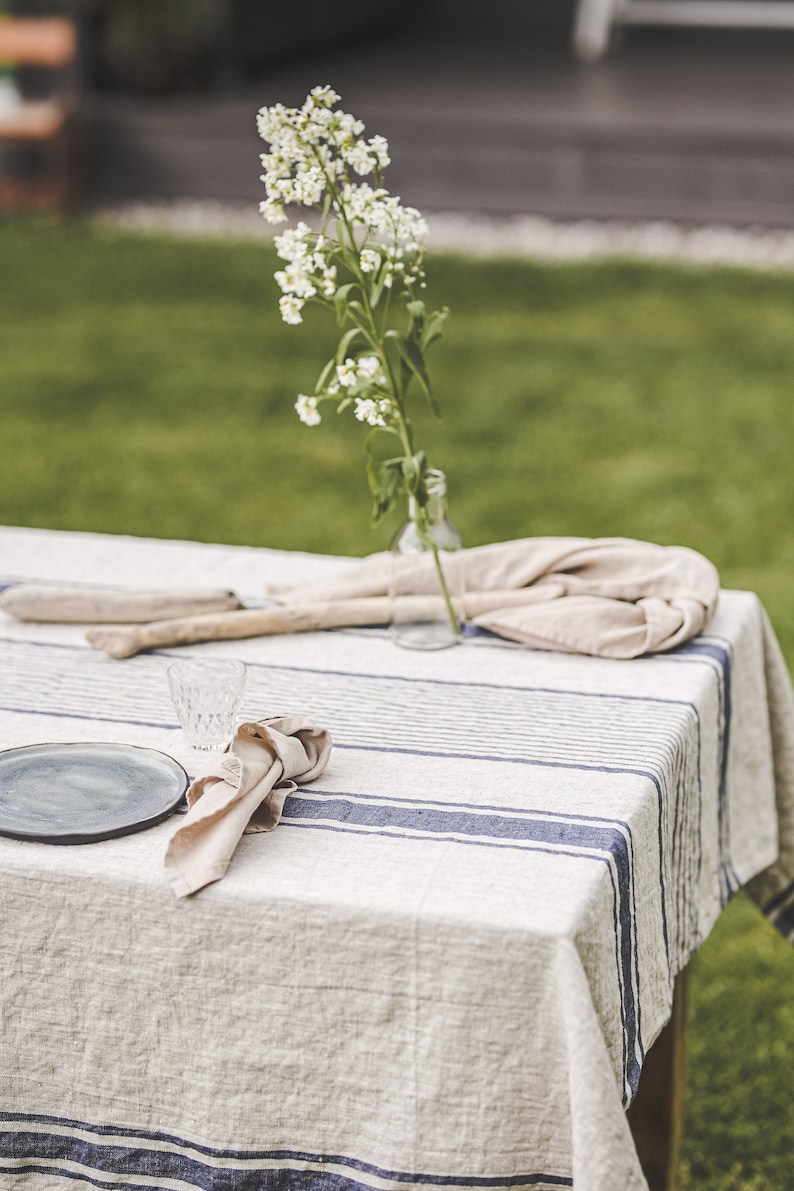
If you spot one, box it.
[165,715,332,897]
[270,535,720,659]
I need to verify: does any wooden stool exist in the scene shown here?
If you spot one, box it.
[0,16,81,210]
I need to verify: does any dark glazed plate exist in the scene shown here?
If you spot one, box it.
[0,742,188,844]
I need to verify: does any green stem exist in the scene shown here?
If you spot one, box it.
[411,503,461,641]
[299,134,456,638]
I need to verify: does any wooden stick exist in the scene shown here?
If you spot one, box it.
[1,584,243,623]
[85,586,562,659]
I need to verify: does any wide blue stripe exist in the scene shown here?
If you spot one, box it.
[286,794,625,851]
[2,635,716,1098]
[332,737,674,995]
[0,1118,572,1189]
[292,784,645,1082]
[281,795,642,1100]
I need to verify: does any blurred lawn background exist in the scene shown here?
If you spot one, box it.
[2,216,794,1189]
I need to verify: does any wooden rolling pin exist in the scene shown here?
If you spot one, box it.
[85,585,563,659]
[0,584,243,623]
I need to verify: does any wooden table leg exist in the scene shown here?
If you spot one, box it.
[626,969,689,1191]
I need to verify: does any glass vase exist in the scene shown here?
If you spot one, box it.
[389,469,464,650]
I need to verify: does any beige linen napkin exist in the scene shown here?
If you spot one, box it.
[271,535,720,659]
[165,715,332,897]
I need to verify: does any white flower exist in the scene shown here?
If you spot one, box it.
[343,141,376,176]
[272,223,338,301]
[291,166,325,205]
[356,355,386,384]
[354,398,387,427]
[360,247,380,274]
[274,222,312,261]
[259,197,286,224]
[275,267,316,299]
[368,135,390,169]
[295,394,321,426]
[307,84,340,107]
[337,358,358,388]
[279,295,305,325]
[352,394,393,426]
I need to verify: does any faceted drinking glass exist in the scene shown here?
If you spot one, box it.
[167,658,246,751]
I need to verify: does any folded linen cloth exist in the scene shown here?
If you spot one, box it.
[271,536,720,659]
[165,716,332,897]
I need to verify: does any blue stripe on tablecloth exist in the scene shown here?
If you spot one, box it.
[0,635,709,1094]
[0,1170,569,1191]
[772,902,794,941]
[762,880,794,941]
[0,1114,572,1190]
[667,638,738,903]
[281,789,642,1099]
[763,879,794,916]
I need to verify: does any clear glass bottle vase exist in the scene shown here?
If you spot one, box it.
[389,469,464,650]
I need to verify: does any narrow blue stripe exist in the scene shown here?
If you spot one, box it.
[0,1117,572,1188]
[0,1166,173,1191]
[680,641,738,900]
[0,703,178,732]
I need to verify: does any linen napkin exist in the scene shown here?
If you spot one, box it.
[165,715,332,897]
[270,535,720,659]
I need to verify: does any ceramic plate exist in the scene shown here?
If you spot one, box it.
[0,742,188,844]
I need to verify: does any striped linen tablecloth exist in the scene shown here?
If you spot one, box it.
[1,525,793,1191]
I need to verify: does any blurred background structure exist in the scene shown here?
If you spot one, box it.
[2,0,794,227]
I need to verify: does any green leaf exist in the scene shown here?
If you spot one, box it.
[333,283,358,326]
[364,433,383,495]
[385,331,440,418]
[335,326,365,365]
[370,273,386,309]
[315,356,337,393]
[368,453,405,524]
[405,298,426,344]
[401,450,428,502]
[421,307,449,352]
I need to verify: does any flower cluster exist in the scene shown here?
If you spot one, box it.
[294,355,393,428]
[258,87,428,329]
[258,85,450,532]
[257,85,390,225]
[273,222,337,325]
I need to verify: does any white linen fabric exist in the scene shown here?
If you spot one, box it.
[271,535,721,658]
[0,527,792,1191]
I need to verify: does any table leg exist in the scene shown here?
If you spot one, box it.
[626,969,689,1191]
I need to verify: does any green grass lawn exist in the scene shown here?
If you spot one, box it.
[3,215,794,1189]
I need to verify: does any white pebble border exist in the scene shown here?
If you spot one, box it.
[93,199,794,272]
